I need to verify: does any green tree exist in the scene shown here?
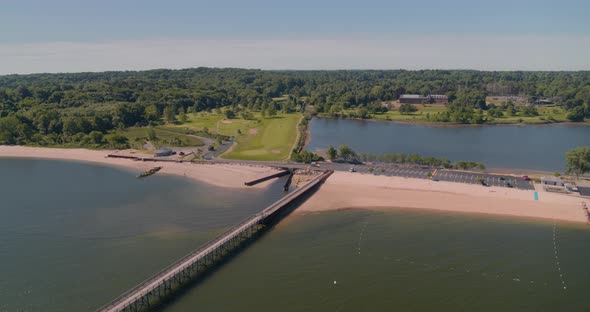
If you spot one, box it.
[144,104,160,122]
[224,109,236,119]
[163,105,176,123]
[326,145,337,160]
[85,131,104,145]
[178,110,188,123]
[399,103,418,115]
[267,105,277,117]
[358,107,369,119]
[565,147,590,176]
[506,104,517,116]
[338,144,356,161]
[146,127,157,141]
[521,105,539,117]
[567,106,586,122]
[106,134,129,149]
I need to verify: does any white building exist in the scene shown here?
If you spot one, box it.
[541,176,564,187]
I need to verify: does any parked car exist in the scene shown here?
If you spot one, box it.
[499,176,505,181]
[506,182,513,188]
[522,175,530,181]
[349,167,356,172]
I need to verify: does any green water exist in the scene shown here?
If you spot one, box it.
[2,158,590,311]
[0,158,287,311]
[164,209,590,312]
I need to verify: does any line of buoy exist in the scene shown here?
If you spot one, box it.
[553,222,567,290]
[357,220,369,255]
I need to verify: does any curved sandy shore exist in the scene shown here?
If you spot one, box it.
[0,146,279,189]
[300,171,590,224]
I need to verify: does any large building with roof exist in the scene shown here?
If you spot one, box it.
[399,94,448,104]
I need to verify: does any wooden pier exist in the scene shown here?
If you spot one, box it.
[96,170,333,312]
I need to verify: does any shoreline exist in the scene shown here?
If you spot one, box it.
[0,146,280,189]
[297,171,590,224]
[3,145,589,225]
[313,115,590,128]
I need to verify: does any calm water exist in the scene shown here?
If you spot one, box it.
[3,158,590,312]
[0,158,287,312]
[163,209,590,312]
[307,118,590,171]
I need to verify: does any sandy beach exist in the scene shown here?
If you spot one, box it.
[0,146,280,189]
[3,145,589,224]
[299,171,590,224]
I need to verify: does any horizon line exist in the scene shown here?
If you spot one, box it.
[3,66,590,77]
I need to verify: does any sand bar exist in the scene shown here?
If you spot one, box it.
[300,171,590,224]
[0,146,279,189]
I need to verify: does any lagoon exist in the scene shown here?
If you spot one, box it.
[307,118,590,171]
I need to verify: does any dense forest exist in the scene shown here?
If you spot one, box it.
[1,68,590,146]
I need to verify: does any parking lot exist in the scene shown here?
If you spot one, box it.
[433,170,534,190]
[312,162,536,190]
[578,187,590,197]
[349,165,433,179]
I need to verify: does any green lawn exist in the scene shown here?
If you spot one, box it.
[117,127,204,149]
[327,104,572,125]
[168,111,302,161]
[223,114,301,161]
[174,112,222,134]
[490,105,568,124]
[373,104,448,122]
[170,112,260,136]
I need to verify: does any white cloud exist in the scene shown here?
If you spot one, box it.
[0,35,589,74]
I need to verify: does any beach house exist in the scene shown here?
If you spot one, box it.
[541,176,565,187]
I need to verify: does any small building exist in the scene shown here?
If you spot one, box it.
[154,147,174,157]
[541,176,565,187]
[533,99,553,105]
[399,94,426,104]
[429,94,449,104]
[399,94,448,104]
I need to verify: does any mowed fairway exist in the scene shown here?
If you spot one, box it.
[168,112,302,161]
[223,113,301,161]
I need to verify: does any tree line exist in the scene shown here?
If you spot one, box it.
[2,68,590,146]
[325,144,485,170]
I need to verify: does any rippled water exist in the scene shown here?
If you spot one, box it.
[3,158,590,312]
[163,209,590,312]
[0,158,287,311]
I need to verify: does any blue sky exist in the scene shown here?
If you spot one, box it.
[1,0,589,73]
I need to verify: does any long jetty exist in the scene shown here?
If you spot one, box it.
[244,169,291,186]
[96,170,333,312]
